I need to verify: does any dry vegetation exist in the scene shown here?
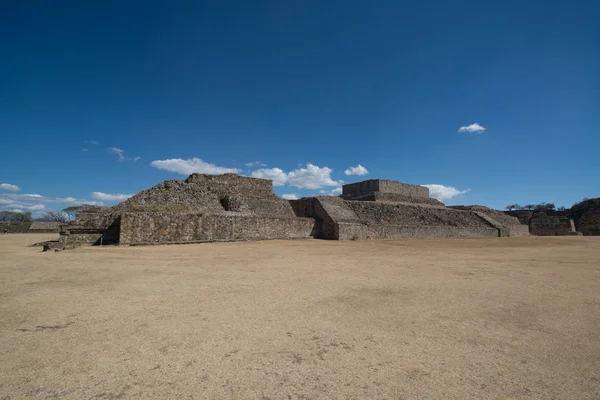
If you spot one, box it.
[1,234,599,399]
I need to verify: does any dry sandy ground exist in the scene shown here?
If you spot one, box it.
[1,234,599,399]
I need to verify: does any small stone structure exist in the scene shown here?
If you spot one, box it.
[28,222,61,232]
[529,213,579,236]
[0,221,60,233]
[504,210,580,236]
[342,179,443,206]
[58,174,528,247]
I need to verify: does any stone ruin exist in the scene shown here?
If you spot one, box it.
[505,210,582,236]
[55,173,529,248]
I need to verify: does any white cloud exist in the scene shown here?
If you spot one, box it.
[0,183,21,192]
[150,158,240,176]
[344,164,369,176]
[422,184,470,201]
[319,186,343,196]
[282,194,299,200]
[82,148,88,152]
[250,163,342,190]
[458,123,486,134]
[287,163,340,189]
[107,147,141,161]
[57,197,78,203]
[108,147,125,160]
[245,161,267,167]
[91,192,133,202]
[91,140,100,145]
[251,168,288,186]
[0,192,103,216]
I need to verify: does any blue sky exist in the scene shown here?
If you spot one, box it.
[1,0,599,214]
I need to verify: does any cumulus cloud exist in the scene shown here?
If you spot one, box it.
[458,123,486,134]
[91,140,100,145]
[287,163,340,189]
[422,184,469,201]
[250,163,341,190]
[251,168,288,186]
[150,158,240,176]
[0,183,21,192]
[91,192,133,202]
[282,194,299,200]
[344,164,369,176]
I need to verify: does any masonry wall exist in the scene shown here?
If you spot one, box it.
[451,206,529,237]
[342,179,429,198]
[342,192,444,206]
[291,197,511,240]
[28,222,60,232]
[0,222,31,233]
[580,211,600,236]
[116,173,295,218]
[119,212,316,245]
[334,222,499,240]
[529,213,576,236]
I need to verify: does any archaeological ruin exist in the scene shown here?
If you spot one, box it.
[505,210,581,236]
[55,173,530,248]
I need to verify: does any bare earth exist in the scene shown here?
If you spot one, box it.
[1,234,599,399]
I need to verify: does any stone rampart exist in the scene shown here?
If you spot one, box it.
[120,212,316,245]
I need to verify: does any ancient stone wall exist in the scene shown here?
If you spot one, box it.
[451,206,529,237]
[580,211,600,236]
[528,213,576,236]
[504,210,579,236]
[0,222,31,233]
[291,197,520,240]
[28,222,60,232]
[342,192,443,206]
[342,179,429,198]
[334,222,499,240]
[119,212,316,245]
